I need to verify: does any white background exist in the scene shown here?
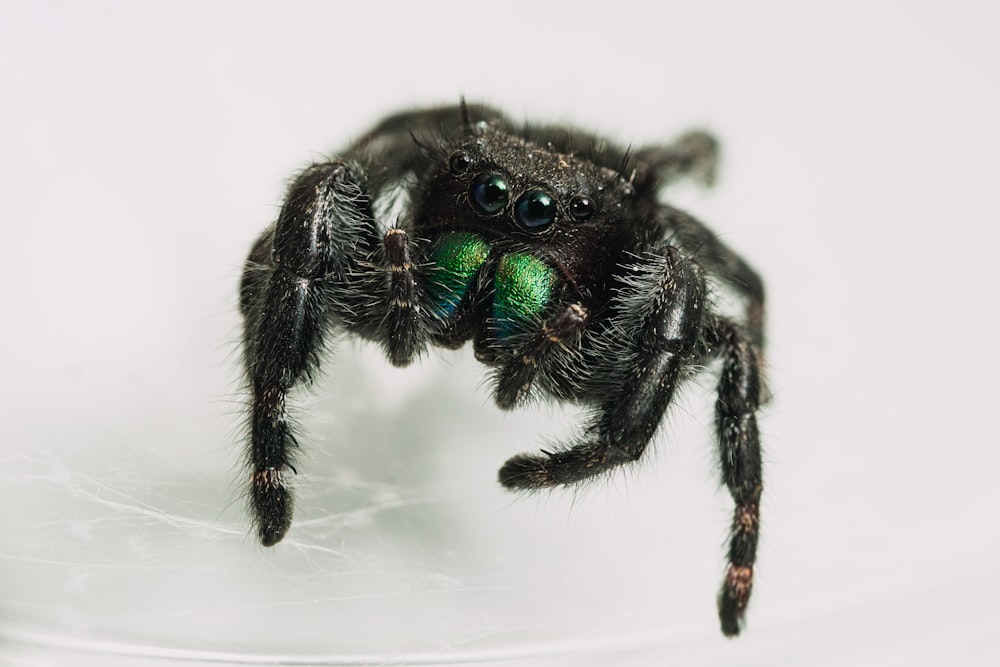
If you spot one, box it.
[2,1,998,665]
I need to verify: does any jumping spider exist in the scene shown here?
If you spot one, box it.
[239,102,766,636]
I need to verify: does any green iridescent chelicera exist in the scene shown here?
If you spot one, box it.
[427,231,490,316]
[493,253,554,335]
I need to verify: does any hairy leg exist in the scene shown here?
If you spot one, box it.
[498,247,705,487]
[240,161,375,545]
[633,130,720,188]
[704,316,764,636]
[656,204,766,348]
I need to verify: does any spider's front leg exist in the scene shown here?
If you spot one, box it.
[497,246,705,486]
[240,161,378,546]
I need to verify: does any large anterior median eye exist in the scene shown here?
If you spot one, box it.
[515,190,556,230]
[469,173,509,215]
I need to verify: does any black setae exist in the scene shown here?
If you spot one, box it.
[239,102,767,637]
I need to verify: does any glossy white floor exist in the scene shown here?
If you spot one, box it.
[2,2,998,665]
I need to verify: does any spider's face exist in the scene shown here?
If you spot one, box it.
[415,129,637,250]
[414,129,640,327]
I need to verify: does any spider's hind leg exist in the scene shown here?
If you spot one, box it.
[633,130,720,188]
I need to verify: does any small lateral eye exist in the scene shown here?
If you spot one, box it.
[569,195,595,221]
[469,173,509,215]
[449,150,472,175]
[515,190,557,230]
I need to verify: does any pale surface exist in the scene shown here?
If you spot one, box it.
[2,2,998,665]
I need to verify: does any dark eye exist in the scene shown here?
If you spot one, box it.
[449,150,472,175]
[515,190,557,230]
[569,195,595,221]
[469,173,509,215]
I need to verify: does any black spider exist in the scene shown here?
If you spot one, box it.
[239,102,766,637]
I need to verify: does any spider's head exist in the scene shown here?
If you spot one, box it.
[416,125,638,253]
